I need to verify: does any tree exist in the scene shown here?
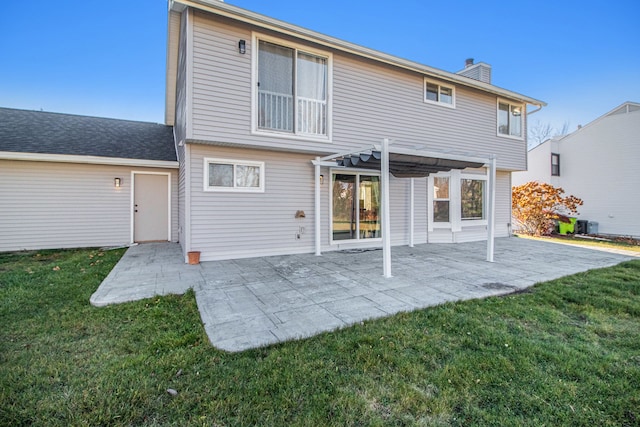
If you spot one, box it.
[512,181,583,236]
[527,120,571,149]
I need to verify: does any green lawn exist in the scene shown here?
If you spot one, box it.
[1,248,639,426]
[516,233,640,253]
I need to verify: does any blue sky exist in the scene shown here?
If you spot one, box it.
[2,0,639,137]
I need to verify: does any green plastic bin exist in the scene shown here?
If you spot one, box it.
[558,217,577,235]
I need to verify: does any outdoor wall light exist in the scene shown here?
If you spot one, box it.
[114,177,121,188]
[320,174,324,184]
[238,39,246,54]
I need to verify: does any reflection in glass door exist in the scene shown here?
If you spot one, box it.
[359,175,380,239]
[332,173,380,241]
[332,174,356,240]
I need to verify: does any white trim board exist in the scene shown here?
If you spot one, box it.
[0,151,178,169]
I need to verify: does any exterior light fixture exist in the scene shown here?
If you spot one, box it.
[320,174,324,184]
[238,39,246,54]
[114,177,121,188]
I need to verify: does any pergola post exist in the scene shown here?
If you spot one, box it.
[314,157,322,256]
[486,155,497,262]
[381,138,392,277]
[409,178,415,247]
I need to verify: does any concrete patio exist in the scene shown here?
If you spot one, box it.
[91,238,636,352]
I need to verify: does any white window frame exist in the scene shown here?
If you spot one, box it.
[428,170,487,232]
[430,174,452,228]
[251,32,333,142]
[424,78,456,108]
[497,99,524,140]
[203,157,265,193]
[329,169,382,245]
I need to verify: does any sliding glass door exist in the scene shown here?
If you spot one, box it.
[332,172,380,242]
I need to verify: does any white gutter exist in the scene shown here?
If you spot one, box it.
[170,0,546,108]
[0,151,179,169]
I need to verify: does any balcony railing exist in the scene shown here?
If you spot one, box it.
[258,90,326,136]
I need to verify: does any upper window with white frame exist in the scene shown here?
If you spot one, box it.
[424,79,455,107]
[204,158,265,192]
[255,36,330,139]
[497,100,523,138]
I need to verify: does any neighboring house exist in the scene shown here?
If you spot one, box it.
[0,108,178,251]
[513,102,640,238]
[166,0,545,263]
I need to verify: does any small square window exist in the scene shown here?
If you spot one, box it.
[424,79,455,107]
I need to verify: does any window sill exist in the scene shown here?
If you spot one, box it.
[496,132,524,141]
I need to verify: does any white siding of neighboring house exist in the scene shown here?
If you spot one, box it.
[555,109,640,237]
[513,106,640,237]
[0,160,178,252]
[512,138,560,187]
[188,11,528,171]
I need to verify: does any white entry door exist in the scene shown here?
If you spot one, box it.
[133,173,169,242]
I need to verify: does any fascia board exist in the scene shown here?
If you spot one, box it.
[0,151,179,169]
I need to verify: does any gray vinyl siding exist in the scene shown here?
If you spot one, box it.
[187,144,433,261]
[188,144,316,261]
[0,160,178,252]
[188,12,527,171]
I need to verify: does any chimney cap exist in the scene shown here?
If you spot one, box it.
[465,58,474,67]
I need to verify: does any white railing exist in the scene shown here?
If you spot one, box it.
[258,90,293,132]
[297,96,327,136]
[258,90,326,136]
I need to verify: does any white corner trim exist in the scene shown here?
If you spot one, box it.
[0,151,179,169]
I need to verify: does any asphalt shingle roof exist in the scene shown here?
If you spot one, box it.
[0,107,176,162]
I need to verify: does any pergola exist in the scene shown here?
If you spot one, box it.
[312,139,497,278]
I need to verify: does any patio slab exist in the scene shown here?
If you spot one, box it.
[91,238,636,352]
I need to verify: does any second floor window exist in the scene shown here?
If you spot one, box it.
[424,79,455,107]
[498,100,523,138]
[257,39,329,137]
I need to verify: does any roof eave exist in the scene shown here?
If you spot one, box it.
[169,0,546,107]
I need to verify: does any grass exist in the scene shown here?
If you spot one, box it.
[1,248,639,426]
[516,233,640,253]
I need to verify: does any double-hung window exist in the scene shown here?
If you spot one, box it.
[204,158,265,193]
[256,37,330,138]
[497,100,523,138]
[424,79,455,107]
[433,176,450,223]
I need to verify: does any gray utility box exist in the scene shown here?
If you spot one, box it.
[587,221,599,234]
